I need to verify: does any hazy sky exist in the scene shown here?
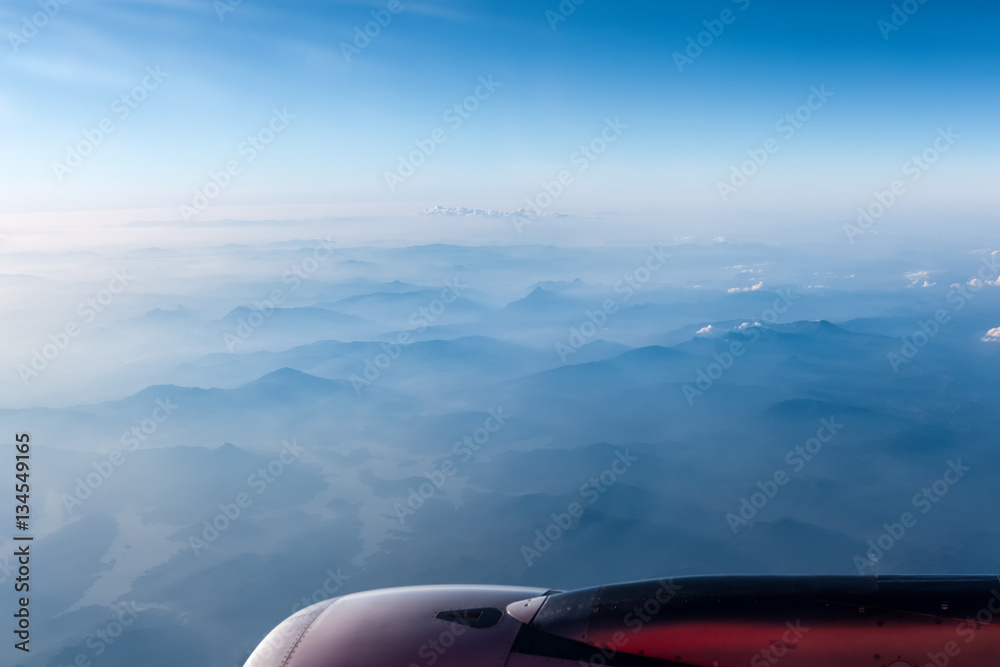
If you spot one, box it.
[0,0,997,230]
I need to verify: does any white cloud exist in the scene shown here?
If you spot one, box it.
[906,270,936,288]
[695,325,714,335]
[727,281,763,294]
[983,327,1000,343]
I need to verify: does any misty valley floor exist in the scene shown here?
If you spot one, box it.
[2,240,999,667]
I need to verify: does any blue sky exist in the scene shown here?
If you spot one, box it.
[0,0,997,228]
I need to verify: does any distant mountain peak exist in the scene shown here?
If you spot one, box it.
[770,320,852,336]
[136,305,193,321]
[505,286,564,310]
[253,367,316,383]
